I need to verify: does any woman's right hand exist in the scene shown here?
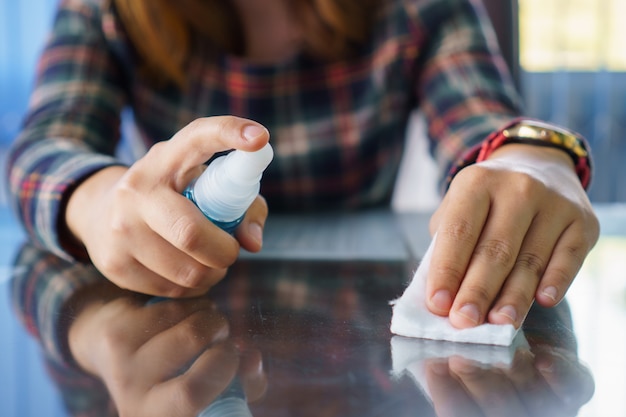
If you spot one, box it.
[65,116,270,297]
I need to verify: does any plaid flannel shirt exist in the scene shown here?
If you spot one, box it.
[6,0,524,260]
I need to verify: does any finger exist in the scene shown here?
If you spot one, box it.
[138,306,230,382]
[504,348,564,417]
[424,359,483,417]
[235,195,268,253]
[238,349,268,402]
[448,356,528,417]
[142,189,241,268]
[428,197,447,236]
[145,340,240,416]
[95,251,205,298]
[102,163,241,269]
[447,200,534,329]
[535,222,592,307]
[130,224,229,291]
[533,348,595,412]
[92,298,218,386]
[142,297,219,334]
[150,116,270,191]
[487,213,565,327]
[426,176,490,317]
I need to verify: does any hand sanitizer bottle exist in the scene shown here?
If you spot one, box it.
[184,143,274,234]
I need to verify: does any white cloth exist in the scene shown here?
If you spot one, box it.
[390,236,520,346]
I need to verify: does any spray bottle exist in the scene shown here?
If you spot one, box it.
[184,143,274,233]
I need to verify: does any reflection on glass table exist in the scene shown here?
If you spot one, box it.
[566,234,626,417]
[9,241,595,417]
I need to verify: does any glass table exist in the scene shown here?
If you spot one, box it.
[0,205,624,416]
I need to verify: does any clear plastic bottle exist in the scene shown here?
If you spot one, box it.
[184,143,274,234]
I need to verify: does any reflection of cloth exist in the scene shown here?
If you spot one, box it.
[390,236,520,346]
[7,0,524,261]
[390,334,530,405]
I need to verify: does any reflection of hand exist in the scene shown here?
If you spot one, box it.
[67,289,266,417]
[424,345,594,417]
[427,144,599,329]
[65,116,270,297]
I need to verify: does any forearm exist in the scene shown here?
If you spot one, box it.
[6,135,121,260]
[416,0,522,184]
[6,0,128,259]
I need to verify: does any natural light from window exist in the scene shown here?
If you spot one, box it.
[519,0,626,71]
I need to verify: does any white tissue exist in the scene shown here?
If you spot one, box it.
[390,236,520,346]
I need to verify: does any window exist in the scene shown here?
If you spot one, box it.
[520,0,626,71]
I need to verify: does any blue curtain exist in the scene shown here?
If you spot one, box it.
[522,71,626,202]
[0,0,58,146]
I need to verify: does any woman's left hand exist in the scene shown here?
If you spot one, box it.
[426,144,599,329]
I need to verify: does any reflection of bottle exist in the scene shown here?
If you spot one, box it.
[184,144,274,234]
[198,378,253,417]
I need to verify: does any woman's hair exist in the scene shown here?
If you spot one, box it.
[112,0,381,86]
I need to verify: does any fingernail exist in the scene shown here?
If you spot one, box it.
[542,286,558,302]
[457,304,480,325]
[497,305,517,323]
[242,124,267,141]
[248,222,263,246]
[430,289,452,312]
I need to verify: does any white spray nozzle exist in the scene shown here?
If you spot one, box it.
[190,143,274,223]
[223,143,274,185]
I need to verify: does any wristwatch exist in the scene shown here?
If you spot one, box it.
[479,119,588,161]
[446,118,592,189]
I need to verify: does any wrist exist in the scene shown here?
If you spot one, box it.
[487,142,575,169]
[477,118,591,188]
[64,166,127,246]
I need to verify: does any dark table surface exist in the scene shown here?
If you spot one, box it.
[1,204,625,417]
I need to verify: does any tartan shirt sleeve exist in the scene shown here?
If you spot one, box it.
[5,0,127,261]
[411,0,524,189]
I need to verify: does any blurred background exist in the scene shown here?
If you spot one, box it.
[519,0,626,203]
[1,0,625,204]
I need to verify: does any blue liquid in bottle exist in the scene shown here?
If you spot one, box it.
[183,183,243,234]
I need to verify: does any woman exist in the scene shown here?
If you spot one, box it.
[5,0,599,330]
